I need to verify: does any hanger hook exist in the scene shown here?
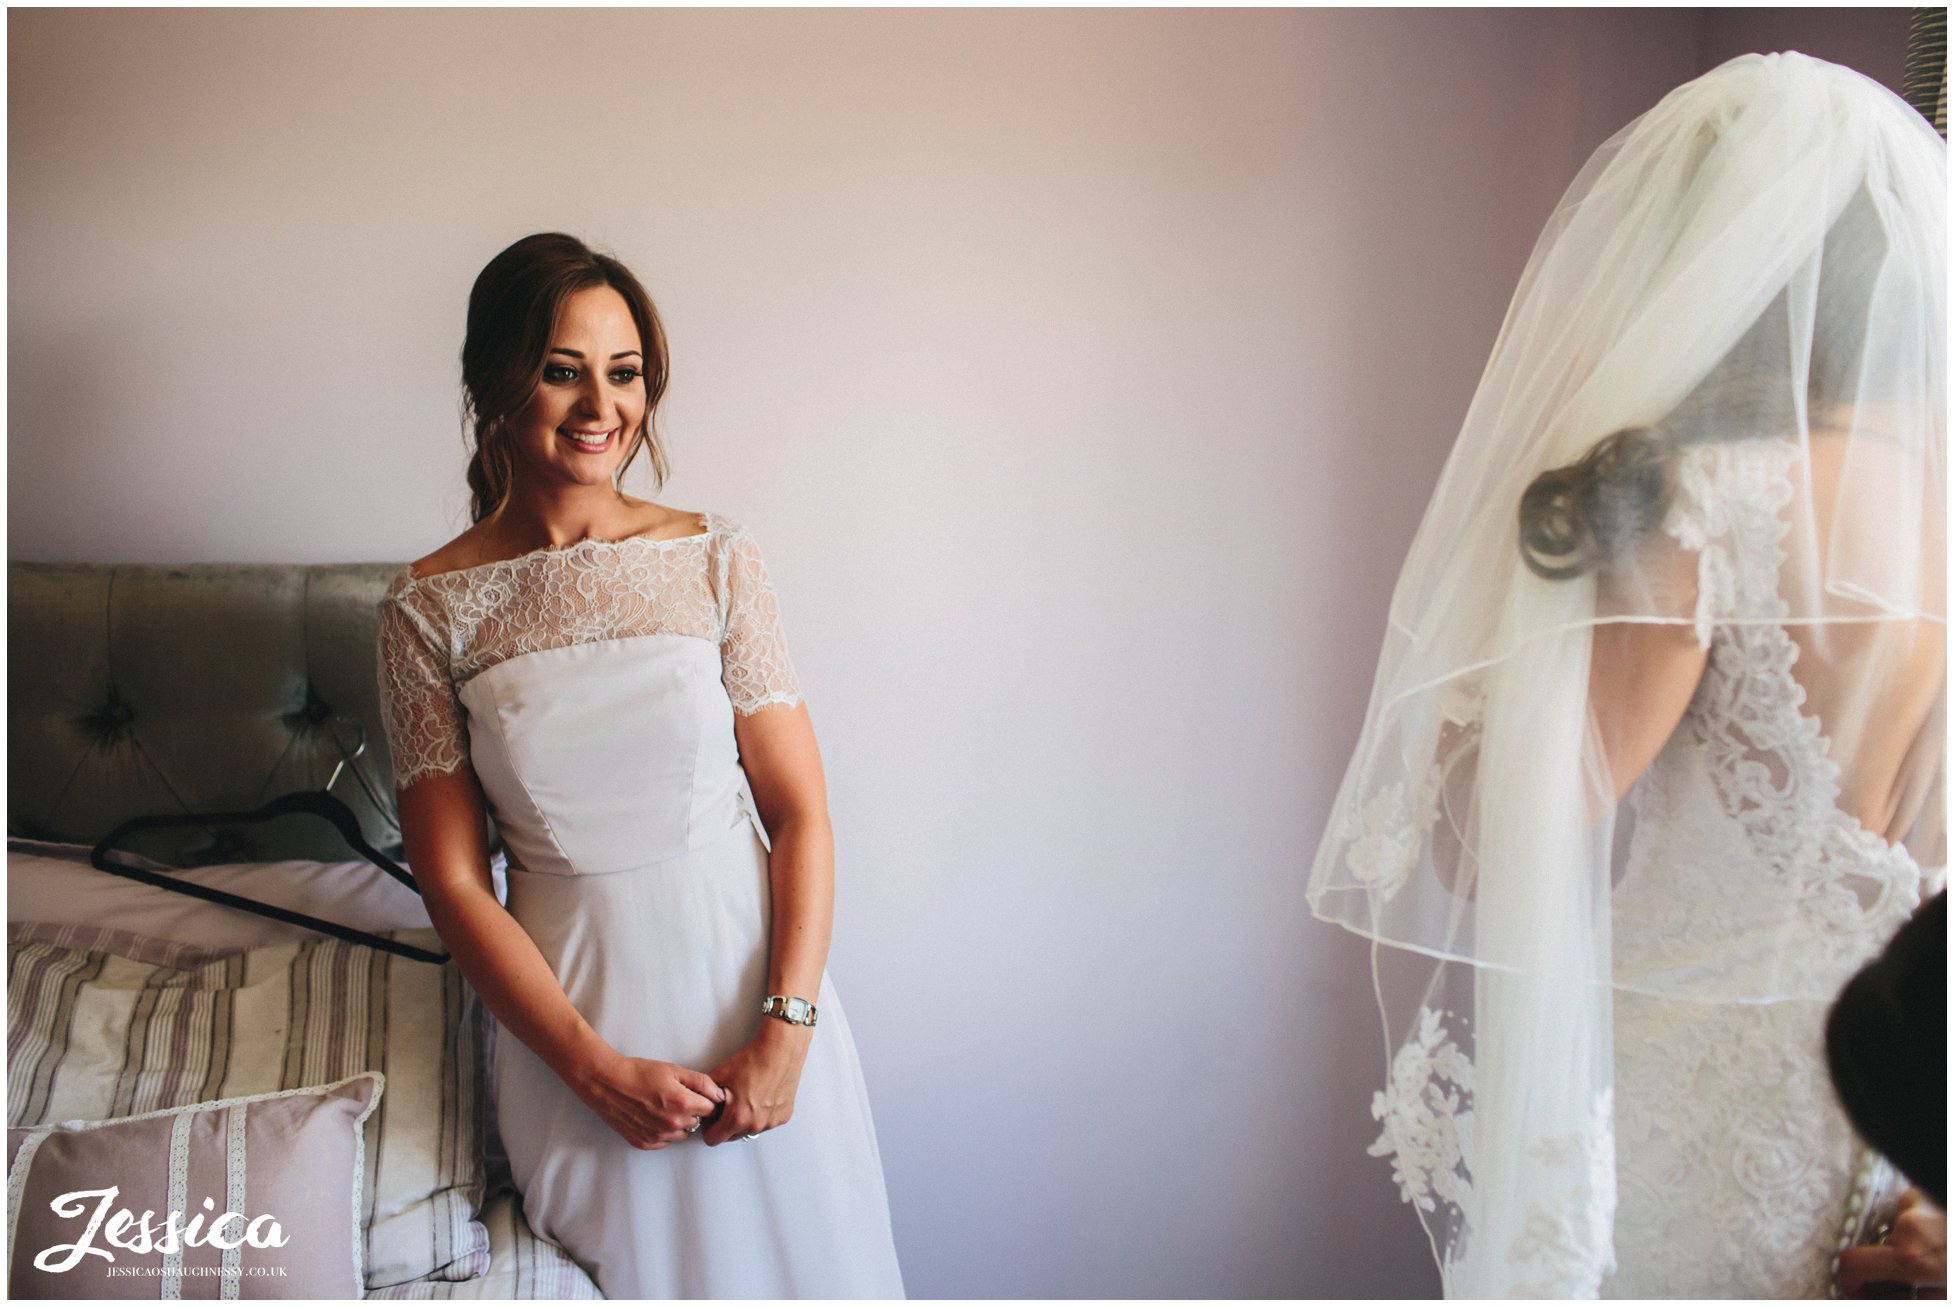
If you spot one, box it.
[322,717,389,818]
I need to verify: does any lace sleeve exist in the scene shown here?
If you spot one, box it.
[375,579,470,788]
[715,528,803,715]
[1661,441,1798,648]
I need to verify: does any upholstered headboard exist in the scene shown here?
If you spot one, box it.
[9,562,409,863]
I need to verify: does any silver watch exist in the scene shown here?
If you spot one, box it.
[759,994,818,1027]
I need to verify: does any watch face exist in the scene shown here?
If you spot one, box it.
[785,997,811,1023]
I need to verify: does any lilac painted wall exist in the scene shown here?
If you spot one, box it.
[6,8,1909,1297]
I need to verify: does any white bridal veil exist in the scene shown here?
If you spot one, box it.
[1309,53,1945,1295]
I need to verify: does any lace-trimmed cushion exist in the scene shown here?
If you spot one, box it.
[7,1073,383,1299]
[375,514,802,790]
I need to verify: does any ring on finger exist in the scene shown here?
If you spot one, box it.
[686,1119,701,1135]
[742,1131,762,1141]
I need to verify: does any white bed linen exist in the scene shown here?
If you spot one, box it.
[5,840,506,953]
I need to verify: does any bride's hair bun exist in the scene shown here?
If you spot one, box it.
[1518,427,1675,580]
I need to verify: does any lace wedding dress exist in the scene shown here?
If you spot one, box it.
[1358,443,1939,1297]
[1601,444,1934,1297]
[1312,54,1943,1298]
[376,514,905,1299]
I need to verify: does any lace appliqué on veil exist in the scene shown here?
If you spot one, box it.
[1335,680,1473,901]
[1509,1090,1616,1298]
[1337,768,1444,901]
[1370,1008,1616,1297]
[376,517,802,789]
[1369,1006,1474,1215]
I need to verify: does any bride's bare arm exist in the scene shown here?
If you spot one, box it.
[1588,621,1708,802]
[396,767,723,1148]
[702,702,833,1146]
[1588,537,1709,804]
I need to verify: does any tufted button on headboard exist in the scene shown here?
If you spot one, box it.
[9,562,409,863]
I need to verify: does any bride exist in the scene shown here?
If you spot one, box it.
[1309,53,1944,1297]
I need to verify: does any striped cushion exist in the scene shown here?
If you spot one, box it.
[367,1190,604,1300]
[7,925,491,1288]
[7,1074,382,1298]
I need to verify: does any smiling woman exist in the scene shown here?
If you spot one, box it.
[456,232,670,532]
[516,288,649,481]
[373,233,904,1298]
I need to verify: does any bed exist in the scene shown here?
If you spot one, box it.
[7,561,603,1299]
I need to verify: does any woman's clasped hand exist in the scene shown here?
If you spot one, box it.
[701,1017,812,1145]
[561,1023,815,1148]
[573,1050,727,1149]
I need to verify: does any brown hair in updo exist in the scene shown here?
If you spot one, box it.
[1518,188,1890,581]
[461,233,671,523]
[1518,427,1676,579]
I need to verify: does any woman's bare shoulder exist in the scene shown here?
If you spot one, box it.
[619,499,713,541]
[409,524,501,581]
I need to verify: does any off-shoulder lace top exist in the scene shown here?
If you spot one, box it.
[375,513,802,789]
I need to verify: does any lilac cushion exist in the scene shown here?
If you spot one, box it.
[8,1074,381,1299]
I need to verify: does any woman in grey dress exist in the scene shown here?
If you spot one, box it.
[376,232,903,1298]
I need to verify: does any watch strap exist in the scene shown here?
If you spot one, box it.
[759,994,819,1027]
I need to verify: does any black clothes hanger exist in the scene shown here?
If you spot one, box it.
[89,789,448,965]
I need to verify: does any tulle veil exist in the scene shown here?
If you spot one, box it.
[1309,52,1945,1296]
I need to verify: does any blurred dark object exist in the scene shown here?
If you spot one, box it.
[1827,891,1947,1207]
[1905,7,1946,135]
